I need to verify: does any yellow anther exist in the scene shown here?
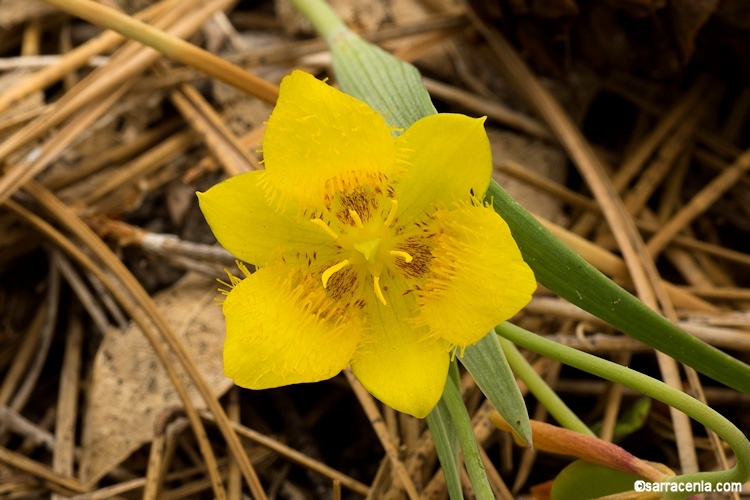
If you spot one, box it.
[389,250,413,263]
[384,199,398,227]
[321,259,350,288]
[373,275,387,306]
[348,209,364,228]
[353,237,381,263]
[311,218,339,240]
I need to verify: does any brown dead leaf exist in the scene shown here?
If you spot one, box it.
[80,272,231,486]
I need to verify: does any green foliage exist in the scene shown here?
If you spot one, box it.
[551,460,643,500]
[461,332,532,445]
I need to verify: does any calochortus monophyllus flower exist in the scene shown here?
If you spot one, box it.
[198,70,536,418]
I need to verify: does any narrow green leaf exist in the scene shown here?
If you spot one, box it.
[426,400,463,500]
[442,378,495,500]
[487,181,750,394]
[461,331,532,446]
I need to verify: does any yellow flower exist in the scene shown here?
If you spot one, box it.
[198,71,536,418]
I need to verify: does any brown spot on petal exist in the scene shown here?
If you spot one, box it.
[394,236,434,280]
[326,265,360,302]
[323,172,390,227]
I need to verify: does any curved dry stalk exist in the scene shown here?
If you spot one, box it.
[0,0,229,206]
[3,198,232,500]
[0,446,86,495]
[39,0,279,104]
[21,181,266,496]
[20,182,273,496]
[0,0,179,115]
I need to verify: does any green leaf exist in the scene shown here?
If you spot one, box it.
[426,400,463,500]
[330,32,436,129]
[590,397,651,443]
[487,181,750,394]
[551,460,642,500]
[442,378,495,499]
[461,331,532,446]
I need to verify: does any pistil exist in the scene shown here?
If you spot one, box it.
[312,198,413,308]
[353,238,381,263]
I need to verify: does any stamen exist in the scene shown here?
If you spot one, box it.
[348,209,364,228]
[321,259,350,288]
[384,199,399,227]
[311,218,339,240]
[389,250,413,263]
[373,275,387,306]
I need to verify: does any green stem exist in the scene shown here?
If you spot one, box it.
[442,378,494,499]
[498,336,594,437]
[287,0,346,41]
[496,322,750,497]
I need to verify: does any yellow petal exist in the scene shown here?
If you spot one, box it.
[197,170,338,267]
[351,288,450,418]
[394,113,491,219]
[223,267,362,388]
[262,70,397,209]
[415,202,536,347]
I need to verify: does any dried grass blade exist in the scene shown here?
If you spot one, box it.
[3,198,232,500]
[646,148,750,257]
[168,79,257,175]
[0,446,87,495]
[38,179,262,494]
[0,0,179,115]
[39,0,279,104]
[51,305,83,498]
[0,84,129,206]
[0,0,192,164]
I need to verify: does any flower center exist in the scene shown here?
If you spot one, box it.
[311,199,413,306]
